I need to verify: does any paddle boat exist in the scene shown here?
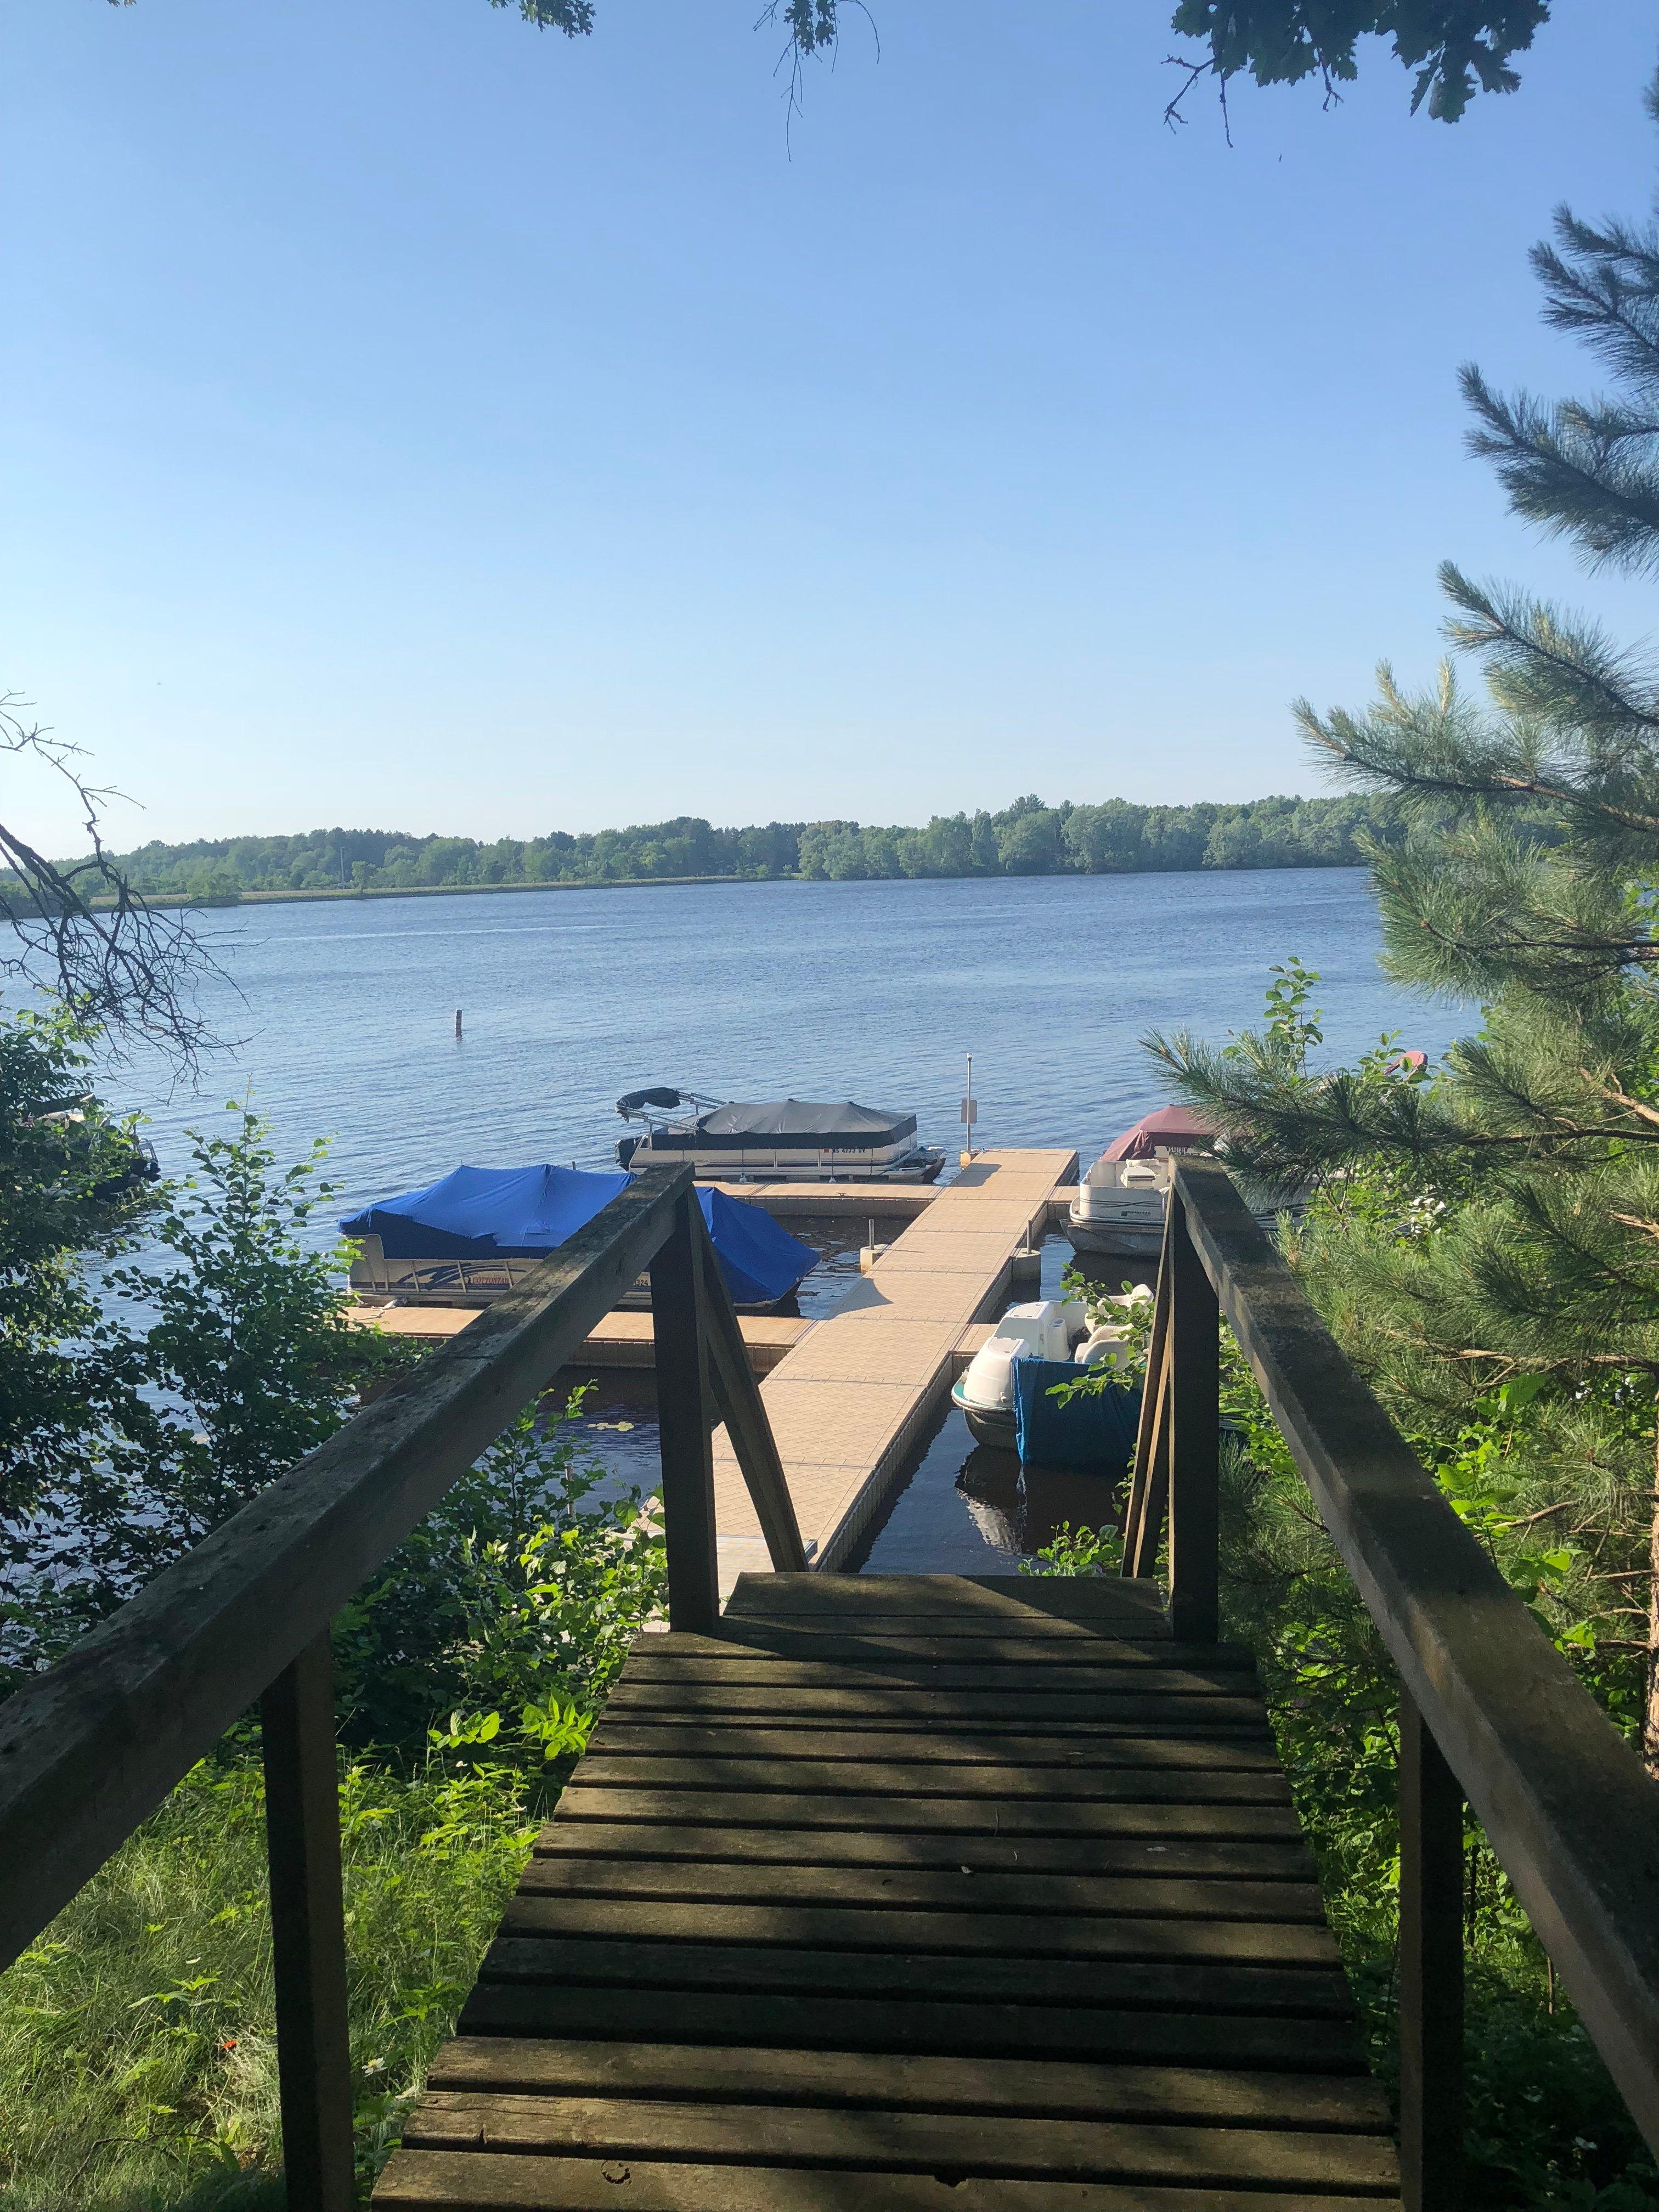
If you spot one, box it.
[951,1299,1091,1449]
[614,1087,946,1183]
[341,1161,819,1315]
[951,1296,1142,1466]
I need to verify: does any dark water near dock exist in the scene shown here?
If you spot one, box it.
[106,868,1466,1569]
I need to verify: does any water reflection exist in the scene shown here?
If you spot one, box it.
[847,1408,1125,1574]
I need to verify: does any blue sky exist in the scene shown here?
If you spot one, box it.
[4,1,1657,849]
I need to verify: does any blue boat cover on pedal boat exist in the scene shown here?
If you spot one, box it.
[1012,1356,1142,1473]
[340,1163,818,1306]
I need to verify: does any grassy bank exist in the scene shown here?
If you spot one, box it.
[0,1756,534,2209]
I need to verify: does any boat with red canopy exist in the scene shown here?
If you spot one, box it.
[1066,1106,1218,1260]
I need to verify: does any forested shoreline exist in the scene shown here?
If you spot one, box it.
[88,790,1412,902]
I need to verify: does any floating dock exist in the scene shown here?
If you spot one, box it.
[348,1304,814,1377]
[704,1181,942,1220]
[711,1148,1076,1592]
[349,1147,1077,1584]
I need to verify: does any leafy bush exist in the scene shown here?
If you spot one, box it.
[0,1392,667,2207]
[1018,1520,1124,1576]
[2,1100,411,1680]
[336,1395,665,1765]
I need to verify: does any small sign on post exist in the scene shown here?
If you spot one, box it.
[960,1097,977,1125]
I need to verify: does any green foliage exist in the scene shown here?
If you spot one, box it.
[0,1756,533,2209]
[0,1087,665,2204]
[488,0,592,31]
[1153,80,1659,1780]
[0,1389,665,2204]
[1018,1520,1125,1576]
[1461,96,1659,578]
[70,789,1415,905]
[1213,1310,1659,2207]
[3,1100,411,1679]
[337,1395,666,1764]
[106,1112,410,1572]
[1169,0,1547,121]
[108,0,1548,120]
[0,1007,159,1581]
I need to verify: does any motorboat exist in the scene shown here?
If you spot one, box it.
[950,1299,1091,1448]
[614,1087,946,1183]
[1067,1104,1316,1260]
[1066,1106,1215,1260]
[27,1094,160,1198]
[341,1161,818,1315]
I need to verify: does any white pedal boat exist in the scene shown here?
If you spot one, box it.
[950,1297,1129,1449]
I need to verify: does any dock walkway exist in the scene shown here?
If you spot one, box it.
[712,1149,1076,1589]
[377,1571,1399,2210]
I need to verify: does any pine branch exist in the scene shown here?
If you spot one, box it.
[1438,565,1659,761]
[1460,368,1659,574]
[1533,207,1659,394]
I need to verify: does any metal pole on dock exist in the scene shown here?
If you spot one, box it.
[961,1053,977,1165]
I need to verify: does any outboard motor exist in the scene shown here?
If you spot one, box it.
[617,1134,641,1169]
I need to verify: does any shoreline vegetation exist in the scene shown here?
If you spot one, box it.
[61,790,1417,911]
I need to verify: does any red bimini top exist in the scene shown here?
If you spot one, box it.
[1103,1105,1216,1163]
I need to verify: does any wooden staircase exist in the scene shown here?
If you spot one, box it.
[375,1572,1400,2210]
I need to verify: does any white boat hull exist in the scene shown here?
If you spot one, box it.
[951,1378,1017,1449]
[1065,1209,1166,1259]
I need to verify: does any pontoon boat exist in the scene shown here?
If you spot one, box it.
[614,1088,945,1183]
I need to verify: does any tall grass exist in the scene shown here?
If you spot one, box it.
[0,1755,534,2209]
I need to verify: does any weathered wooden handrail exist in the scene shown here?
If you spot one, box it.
[0,1160,803,2208]
[1128,1157,1659,2208]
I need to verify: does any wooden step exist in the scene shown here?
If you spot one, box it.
[375,1572,1398,2210]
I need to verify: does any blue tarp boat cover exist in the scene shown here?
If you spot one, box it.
[339,1163,818,1307]
[1012,1357,1142,1474]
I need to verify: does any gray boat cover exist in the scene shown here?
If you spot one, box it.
[653,1098,917,1151]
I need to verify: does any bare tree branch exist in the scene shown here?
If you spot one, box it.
[0,699,222,1070]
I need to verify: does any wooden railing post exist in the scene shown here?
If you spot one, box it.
[690,1201,808,1572]
[1120,1205,1172,1581]
[651,1187,720,1632]
[1399,1689,1465,2212]
[1166,1185,1220,1642]
[260,1629,354,2212]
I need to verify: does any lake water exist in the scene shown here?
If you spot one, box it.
[105,868,1469,1569]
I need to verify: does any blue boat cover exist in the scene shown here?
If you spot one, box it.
[340,1164,817,1307]
[1012,1357,1143,1474]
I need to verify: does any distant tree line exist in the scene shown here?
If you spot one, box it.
[75,792,1442,903]
[794,793,1408,880]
